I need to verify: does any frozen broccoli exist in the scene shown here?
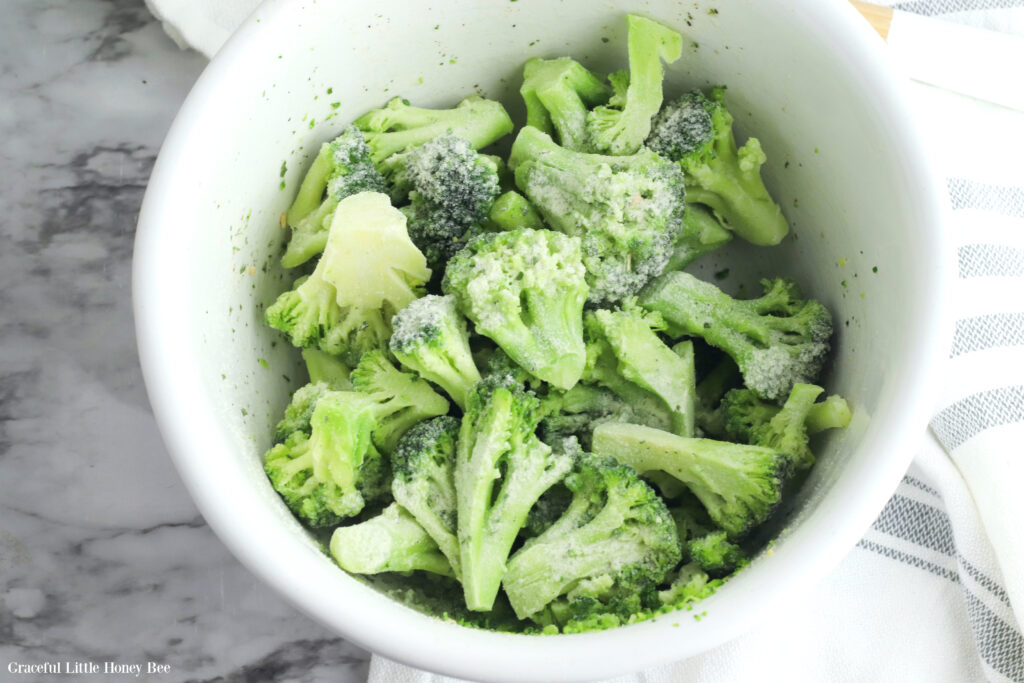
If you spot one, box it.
[272,381,332,443]
[647,87,788,246]
[443,227,588,390]
[667,204,733,272]
[592,422,790,537]
[330,502,453,576]
[282,126,389,267]
[540,383,671,449]
[390,417,462,577]
[657,562,722,607]
[456,377,573,610]
[488,190,545,231]
[694,355,742,438]
[687,530,745,576]
[301,348,351,389]
[520,57,611,150]
[509,126,685,304]
[585,15,683,155]
[640,272,833,401]
[503,450,680,620]
[806,394,853,434]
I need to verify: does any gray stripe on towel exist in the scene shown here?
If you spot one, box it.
[931,385,1024,450]
[960,245,1024,278]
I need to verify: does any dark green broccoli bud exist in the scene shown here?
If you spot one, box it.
[640,272,833,401]
[443,228,588,390]
[695,355,742,438]
[585,15,683,155]
[521,483,573,540]
[657,562,723,607]
[354,94,514,165]
[301,349,352,390]
[389,295,481,409]
[264,391,387,526]
[398,135,501,270]
[509,126,684,305]
[282,126,389,267]
[350,349,450,454]
[669,492,714,547]
[647,87,788,246]
[520,57,612,150]
[273,382,332,443]
[390,417,462,577]
[540,383,671,450]
[456,377,573,610]
[667,204,733,272]
[330,502,453,576]
[488,190,545,231]
[503,451,681,620]
[266,193,431,366]
[721,388,784,443]
[592,422,791,538]
[806,394,853,434]
[687,530,746,576]
[481,347,544,392]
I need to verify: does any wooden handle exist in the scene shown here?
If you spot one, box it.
[851,1,894,41]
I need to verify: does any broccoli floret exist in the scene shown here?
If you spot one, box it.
[666,204,733,272]
[301,349,352,389]
[640,272,833,401]
[540,383,671,449]
[521,483,573,540]
[669,492,714,547]
[330,502,453,576]
[806,394,853,434]
[266,192,431,366]
[657,562,722,607]
[721,388,784,443]
[456,377,573,610]
[585,303,697,436]
[488,190,545,231]
[273,381,332,442]
[503,451,681,620]
[264,391,387,526]
[391,417,462,577]
[647,88,788,246]
[520,57,612,150]
[442,227,588,390]
[592,422,791,537]
[398,135,501,270]
[282,126,389,267]
[694,355,742,438]
[687,530,745,576]
[354,95,514,166]
[389,295,482,409]
[509,126,684,305]
[585,15,683,155]
[350,349,450,454]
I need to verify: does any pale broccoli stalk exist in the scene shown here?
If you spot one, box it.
[520,57,612,150]
[264,391,387,526]
[806,395,853,434]
[442,227,588,390]
[509,126,685,304]
[640,271,833,401]
[503,451,680,620]
[540,383,671,450]
[396,135,501,271]
[585,15,683,155]
[282,126,389,267]
[687,530,746,576]
[389,295,481,409]
[647,88,788,246]
[666,204,734,272]
[301,349,351,389]
[456,378,573,611]
[488,190,545,231]
[330,502,453,576]
[354,94,514,165]
[266,192,431,366]
[350,349,450,454]
[592,422,790,538]
[391,417,462,577]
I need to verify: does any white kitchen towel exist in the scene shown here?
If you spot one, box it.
[146,0,1024,681]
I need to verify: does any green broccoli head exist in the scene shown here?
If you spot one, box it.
[687,530,746,576]
[540,383,671,450]
[503,450,681,620]
[520,57,612,150]
[264,391,387,527]
[657,562,722,607]
[510,126,684,305]
[585,15,683,155]
[350,349,450,454]
[721,388,784,443]
[592,422,791,538]
[647,87,788,246]
[330,502,454,577]
[282,126,389,267]
[390,416,462,577]
[640,272,833,401]
[442,227,588,390]
[354,94,514,165]
[273,381,332,442]
[456,377,573,611]
[389,294,482,409]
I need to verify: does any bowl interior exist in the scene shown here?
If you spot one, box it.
[135,0,946,680]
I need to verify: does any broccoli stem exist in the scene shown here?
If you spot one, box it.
[667,204,733,272]
[489,191,545,231]
[281,195,338,268]
[286,142,334,226]
[806,395,852,434]
[330,503,453,576]
[302,349,351,389]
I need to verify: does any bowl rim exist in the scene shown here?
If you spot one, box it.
[133,1,951,680]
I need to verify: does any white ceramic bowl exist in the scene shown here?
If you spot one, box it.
[134,1,948,680]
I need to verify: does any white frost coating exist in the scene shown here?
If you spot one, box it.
[647,92,713,160]
[390,295,453,350]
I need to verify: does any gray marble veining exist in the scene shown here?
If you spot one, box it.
[0,0,370,679]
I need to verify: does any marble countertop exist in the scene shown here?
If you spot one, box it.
[0,0,369,679]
